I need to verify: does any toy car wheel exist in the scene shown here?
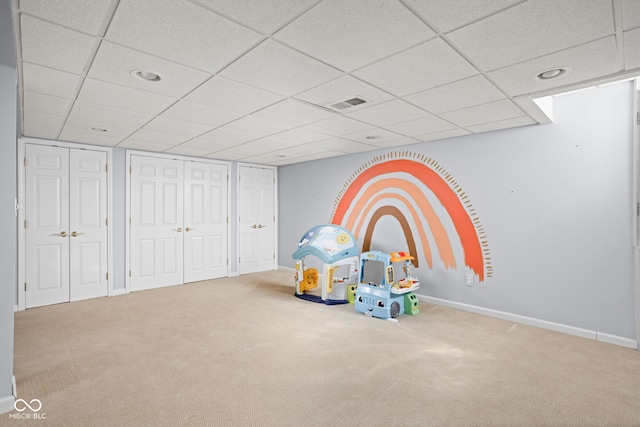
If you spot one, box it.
[390,302,401,318]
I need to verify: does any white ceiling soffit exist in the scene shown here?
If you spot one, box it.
[11,0,640,166]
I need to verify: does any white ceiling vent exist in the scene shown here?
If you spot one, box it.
[327,96,368,111]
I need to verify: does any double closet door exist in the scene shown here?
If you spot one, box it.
[130,155,228,291]
[25,144,108,308]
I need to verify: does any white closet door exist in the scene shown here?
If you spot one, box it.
[184,161,228,283]
[130,155,184,291]
[25,145,70,308]
[69,149,108,301]
[238,166,275,275]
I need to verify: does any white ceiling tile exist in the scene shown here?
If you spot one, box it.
[23,91,71,116]
[22,124,60,140]
[270,143,332,157]
[21,63,81,99]
[343,128,405,144]
[62,118,136,138]
[228,137,293,154]
[188,0,319,34]
[307,137,376,154]
[219,39,342,96]
[346,99,429,126]
[624,28,640,70]
[163,145,214,156]
[88,42,211,98]
[19,0,113,35]
[367,136,420,148]
[302,115,373,136]
[68,102,152,128]
[294,75,394,109]
[106,0,263,73]
[220,115,293,137]
[385,116,457,137]
[354,38,479,96]
[440,99,525,128]
[141,117,212,139]
[448,0,615,71]
[403,0,522,33]
[117,139,176,150]
[123,128,190,145]
[274,0,435,71]
[251,99,335,126]
[23,110,65,130]
[191,128,258,146]
[205,151,247,161]
[161,101,242,128]
[416,128,471,143]
[269,128,330,143]
[20,15,96,74]
[488,37,619,96]
[77,78,176,115]
[184,76,283,114]
[466,116,535,133]
[406,75,505,114]
[622,0,640,30]
[59,129,123,146]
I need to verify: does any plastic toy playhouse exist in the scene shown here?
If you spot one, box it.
[355,251,420,319]
[292,225,360,305]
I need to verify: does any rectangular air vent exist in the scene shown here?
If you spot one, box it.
[327,96,368,111]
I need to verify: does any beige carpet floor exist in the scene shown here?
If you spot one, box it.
[4,268,640,426]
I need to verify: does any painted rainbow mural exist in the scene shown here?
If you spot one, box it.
[330,152,492,281]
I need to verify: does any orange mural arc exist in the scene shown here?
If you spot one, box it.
[353,192,434,269]
[362,206,419,267]
[346,178,457,270]
[331,155,490,281]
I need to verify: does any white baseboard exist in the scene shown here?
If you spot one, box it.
[228,272,239,277]
[418,295,638,350]
[0,394,15,415]
[13,305,18,312]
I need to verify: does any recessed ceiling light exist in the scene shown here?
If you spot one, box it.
[535,67,570,80]
[365,135,380,140]
[130,70,163,82]
[89,127,108,132]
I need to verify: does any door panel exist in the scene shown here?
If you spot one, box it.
[25,145,70,308]
[238,166,275,275]
[130,155,184,291]
[69,149,108,301]
[184,162,228,282]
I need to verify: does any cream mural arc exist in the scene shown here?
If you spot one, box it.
[329,152,492,282]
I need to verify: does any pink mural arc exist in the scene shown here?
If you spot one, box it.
[330,152,492,281]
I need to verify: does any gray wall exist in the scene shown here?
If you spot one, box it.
[278,81,635,340]
[0,0,17,408]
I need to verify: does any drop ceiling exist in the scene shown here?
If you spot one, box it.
[10,0,640,166]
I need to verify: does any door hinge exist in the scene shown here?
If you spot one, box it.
[637,111,640,125]
[105,218,108,226]
[106,272,109,281]
[129,270,132,277]
[24,283,27,291]
[23,157,27,166]
[24,220,27,229]
[226,259,228,265]
[129,166,132,174]
[129,217,132,225]
[273,253,275,259]
[105,164,108,173]
[238,257,241,263]
[637,202,640,216]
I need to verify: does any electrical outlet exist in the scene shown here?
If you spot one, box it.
[464,274,474,287]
